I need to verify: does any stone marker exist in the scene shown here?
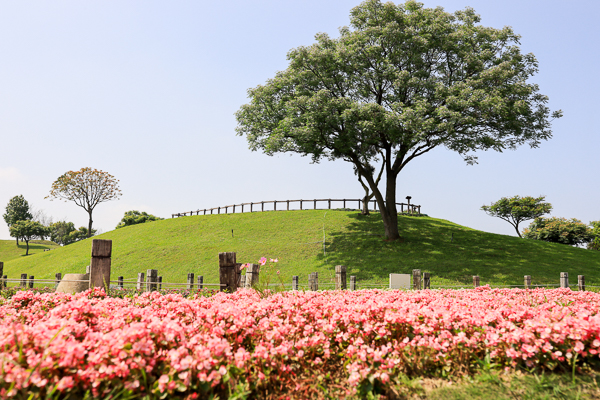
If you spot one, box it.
[56,273,90,294]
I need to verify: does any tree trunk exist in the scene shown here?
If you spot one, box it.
[380,173,400,240]
[25,239,29,256]
[361,195,370,215]
[87,212,93,238]
[15,237,18,245]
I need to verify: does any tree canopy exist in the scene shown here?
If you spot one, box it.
[3,195,33,245]
[236,0,562,240]
[523,217,594,247]
[9,220,48,256]
[46,168,121,238]
[481,195,552,237]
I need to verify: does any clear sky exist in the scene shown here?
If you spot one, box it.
[1,0,598,240]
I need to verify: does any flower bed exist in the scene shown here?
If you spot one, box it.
[1,287,599,399]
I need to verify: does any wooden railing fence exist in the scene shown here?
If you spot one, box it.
[172,198,422,218]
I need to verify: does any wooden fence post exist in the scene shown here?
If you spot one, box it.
[158,276,162,290]
[197,276,203,290]
[245,264,260,288]
[219,252,238,292]
[250,202,253,212]
[328,199,331,209]
[28,275,34,289]
[300,200,303,210]
[287,200,290,211]
[473,275,480,288]
[0,262,2,291]
[308,272,318,291]
[560,272,569,288]
[578,275,585,291]
[137,272,145,291]
[524,275,531,289]
[274,201,277,211]
[292,276,299,290]
[423,272,430,289]
[261,202,264,212]
[240,275,246,288]
[89,239,112,292]
[412,269,421,290]
[20,273,27,287]
[2,275,7,288]
[187,273,195,290]
[146,269,158,292]
[335,265,347,290]
[349,276,356,291]
[55,273,62,286]
[118,276,124,289]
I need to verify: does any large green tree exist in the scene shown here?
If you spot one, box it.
[3,195,33,245]
[9,220,48,256]
[523,217,594,247]
[481,195,552,237]
[46,168,122,238]
[236,0,562,240]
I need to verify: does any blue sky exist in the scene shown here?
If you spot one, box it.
[0,0,598,240]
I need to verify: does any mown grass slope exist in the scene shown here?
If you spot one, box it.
[0,239,59,263]
[2,210,599,287]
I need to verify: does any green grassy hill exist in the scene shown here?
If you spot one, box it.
[2,210,599,288]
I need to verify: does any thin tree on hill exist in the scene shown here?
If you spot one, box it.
[236,0,562,240]
[46,168,122,237]
[481,196,552,238]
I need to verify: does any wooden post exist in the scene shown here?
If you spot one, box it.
[274,201,277,211]
[3,275,7,288]
[55,273,62,286]
[241,204,244,213]
[225,206,228,214]
[292,276,299,291]
[240,275,246,288]
[218,207,221,214]
[314,199,317,209]
[373,200,376,211]
[158,276,163,290]
[524,275,531,289]
[412,269,421,290]
[118,276,124,289]
[20,273,27,287]
[136,272,145,290]
[300,200,303,210]
[560,272,569,288]
[146,269,158,292]
[578,275,585,291]
[343,199,346,208]
[328,199,331,209]
[418,205,421,215]
[473,275,480,288]
[423,272,430,289]
[0,262,2,291]
[335,265,347,290]
[187,273,194,290]
[28,275,34,289]
[349,275,356,291]
[219,252,238,292]
[250,202,253,212]
[308,272,318,291]
[261,202,264,212]
[245,264,260,288]
[287,200,290,211]
[89,239,112,292]
[197,276,203,290]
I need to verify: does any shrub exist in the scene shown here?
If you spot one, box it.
[116,210,163,229]
[522,217,594,246]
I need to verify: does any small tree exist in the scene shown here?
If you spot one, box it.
[46,168,122,237]
[523,217,594,246]
[3,195,33,245]
[481,196,552,238]
[116,210,163,229]
[588,221,600,251]
[9,220,49,255]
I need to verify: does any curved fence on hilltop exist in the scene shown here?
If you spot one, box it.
[171,198,421,218]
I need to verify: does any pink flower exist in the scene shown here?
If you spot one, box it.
[259,257,267,266]
[270,258,279,263]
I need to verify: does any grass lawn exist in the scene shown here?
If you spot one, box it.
[2,210,599,288]
[0,239,58,263]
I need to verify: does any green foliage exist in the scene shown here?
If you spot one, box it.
[236,0,561,240]
[3,195,33,243]
[8,220,49,255]
[116,210,163,229]
[523,217,594,246]
[587,221,600,251]
[3,211,600,287]
[49,221,96,245]
[481,196,552,237]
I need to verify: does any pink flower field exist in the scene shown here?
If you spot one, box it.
[1,287,600,399]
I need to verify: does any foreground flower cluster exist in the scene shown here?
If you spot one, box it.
[1,287,600,399]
